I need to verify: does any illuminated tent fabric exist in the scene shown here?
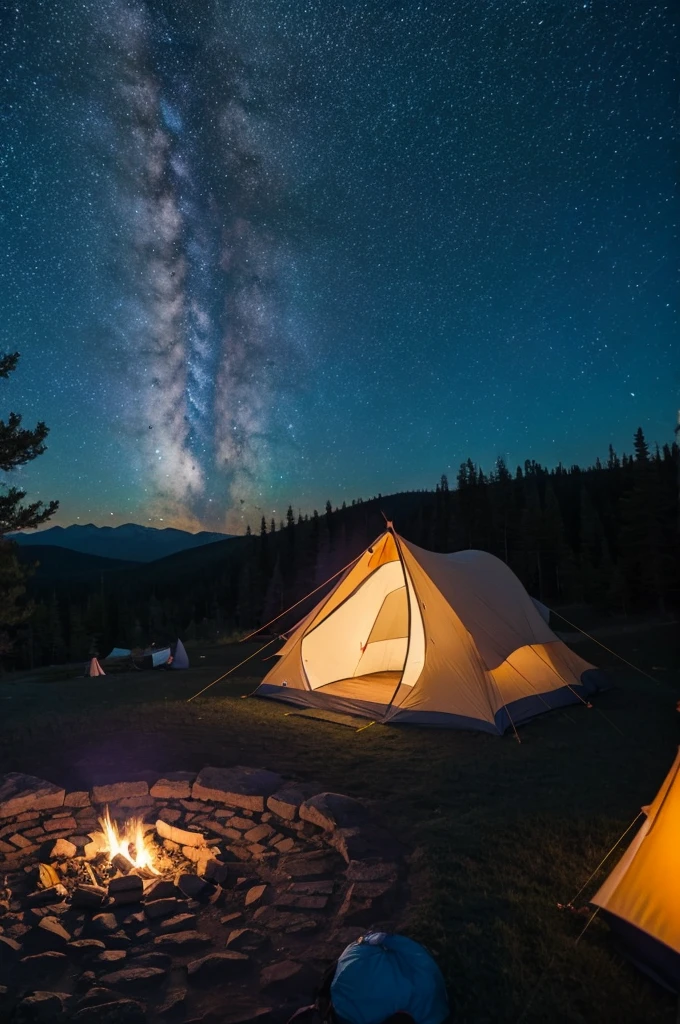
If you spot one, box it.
[254,530,602,734]
[86,657,105,678]
[105,647,132,660]
[592,750,680,991]
[171,638,190,670]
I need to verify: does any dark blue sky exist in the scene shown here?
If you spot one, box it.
[2,1,677,531]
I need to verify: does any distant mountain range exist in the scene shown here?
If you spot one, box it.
[9,523,233,563]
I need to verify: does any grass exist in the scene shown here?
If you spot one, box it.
[0,622,678,1022]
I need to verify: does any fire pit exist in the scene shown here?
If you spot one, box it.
[0,767,404,1023]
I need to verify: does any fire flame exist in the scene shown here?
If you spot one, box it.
[99,806,159,874]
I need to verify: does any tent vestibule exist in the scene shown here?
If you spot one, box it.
[254,530,602,734]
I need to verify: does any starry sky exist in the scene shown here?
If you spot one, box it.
[2,1,677,532]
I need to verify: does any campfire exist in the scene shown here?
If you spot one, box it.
[99,807,159,876]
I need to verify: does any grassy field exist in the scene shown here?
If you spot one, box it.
[1,622,678,1022]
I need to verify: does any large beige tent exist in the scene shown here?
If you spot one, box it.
[592,749,680,991]
[255,529,602,734]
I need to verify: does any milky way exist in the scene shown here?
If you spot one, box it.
[1,1,677,531]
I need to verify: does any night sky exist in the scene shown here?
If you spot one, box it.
[2,1,677,533]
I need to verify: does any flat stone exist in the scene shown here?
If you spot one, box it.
[153,930,212,952]
[244,824,274,843]
[15,991,68,1020]
[267,784,318,822]
[49,838,77,859]
[244,884,267,907]
[99,966,166,989]
[226,815,256,831]
[91,781,149,803]
[192,766,284,813]
[98,949,127,963]
[226,928,267,951]
[75,988,119,1009]
[179,800,205,812]
[104,930,131,950]
[150,773,196,800]
[156,819,205,848]
[67,939,107,961]
[220,912,243,926]
[205,821,242,841]
[0,934,22,959]
[289,881,334,895]
[274,893,328,910]
[156,807,182,824]
[299,793,369,833]
[72,886,106,910]
[251,908,318,934]
[8,832,33,848]
[43,816,77,833]
[144,897,180,920]
[187,951,251,984]
[158,913,197,933]
[143,879,177,902]
[280,851,339,880]
[37,915,71,946]
[64,791,91,808]
[345,860,400,881]
[71,999,146,1023]
[129,952,172,969]
[214,809,235,820]
[90,913,118,935]
[18,952,67,978]
[338,878,398,924]
[329,825,400,863]
[0,774,65,819]
[156,988,187,1017]
[177,875,211,900]
[260,959,306,993]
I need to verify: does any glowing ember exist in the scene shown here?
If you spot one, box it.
[99,806,159,874]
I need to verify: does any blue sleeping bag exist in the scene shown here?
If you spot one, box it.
[331,933,449,1024]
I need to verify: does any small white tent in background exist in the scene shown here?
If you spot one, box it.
[86,657,105,678]
[171,638,189,670]
[105,647,132,660]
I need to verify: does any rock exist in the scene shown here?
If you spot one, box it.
[108,875,143,904]
[329,825,400,863]
[0,774,65,819]
[157,987,187,1017]
[71,885,106,910]
[104,931,131,950]
[129,951,172,969]
[274,894,328,910]
[179,800,205,811]
[251,908,318,934]
[8,833,33,848]
[75,970,96,991]
[204,820,242,841]
[220,911,243,925]
[158,913,197,933]
[154,930,212,952]
[99,966,166,989]
[49,838,77,859]
[289,881,334,895]
[98,949,127,963]
[143,879,177,901]
[244,884,267,907]
[299,793,369,833]
[134,927,151,942]
[214,808,235,820]
[17,951,67,975]
[280,851,339,880]
[226,815,255,830]
[260,960,309,995]
[91,781,149,803]
[144,897,180,920]
[37,915,71,947]
[226,928,267,951]
[192,766,284,813]
[345,860,400,882]
[273,837,296,854]
[71,998,146,1023]
[155,819,205,847]
[67,939,107,961]
[156,807,182,824]
[90,913,118,935]
[0,934,21,960]
[267,784,318,822]
[187,951,251,984]
[14,990,68,1021]
[43,816,77,833]
[150,773,196,800]
[338,878,398,924]
[247,843,270,859]
[75,988,119,1009]
[64,791,91,808]
[177,875,211,900]
[243,824,274,843]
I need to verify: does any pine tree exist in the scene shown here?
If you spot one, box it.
[633,427,649,463]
